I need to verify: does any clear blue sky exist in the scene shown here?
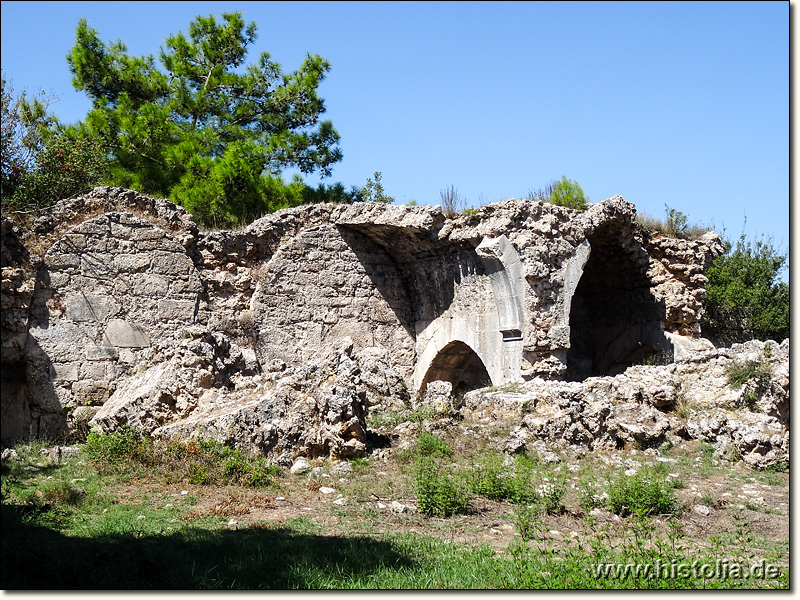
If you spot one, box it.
[0,1,789,271]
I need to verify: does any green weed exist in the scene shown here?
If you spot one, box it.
[727,358,771,389]
[413,456,471,517]
[83,431,281,488]
[605,468,679,516]
[415,432,452,459]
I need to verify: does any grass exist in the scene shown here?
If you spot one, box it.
[726,358,772,389]
[604,468,680,516]
[635,205,711,241]
[1,431,788,589]
[83,428,282,487]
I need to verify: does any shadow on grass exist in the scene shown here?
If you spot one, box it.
[1,504,415,589]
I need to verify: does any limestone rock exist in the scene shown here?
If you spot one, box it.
[290,458,312,475]
[479,338,789,468]
[90,326,245,433]
[90,335,411,461]
[354,346,410,411]
[609,403,671,446]
[418,380,453,413]
[1,187,784,470]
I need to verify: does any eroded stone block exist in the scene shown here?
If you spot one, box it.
[103,319,150,348]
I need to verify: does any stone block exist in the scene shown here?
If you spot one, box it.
[102,319,151,348]
[133,274,170,297]
[158,299,196,321]
[151,251,190,277]
[71,380,112,406]
[113,253,151,272]
[52,362,80,382]
[47,272,71,288]
[118,348,139,365]
[77,218,111,236]
[45,253,81,270]
[548,325,570,349]
[86,343,119,361]
[80,255,115,278]
[169,277,203,296]
[66,294,121,322]
[80,361,108,380]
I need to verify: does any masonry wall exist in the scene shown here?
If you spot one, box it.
[0,187,723,443]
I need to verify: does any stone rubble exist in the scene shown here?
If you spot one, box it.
[89,335,415,462]
[0,187,788,470]
[462,338,788,469]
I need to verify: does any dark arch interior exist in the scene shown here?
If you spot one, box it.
[420,341,491,396]
[565,223,669,381]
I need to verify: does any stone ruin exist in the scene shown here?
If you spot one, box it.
[0,186,789,468]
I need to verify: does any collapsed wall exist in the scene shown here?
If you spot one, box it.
[1,186,725,451]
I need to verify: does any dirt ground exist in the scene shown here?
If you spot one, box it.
[113,433,789,569]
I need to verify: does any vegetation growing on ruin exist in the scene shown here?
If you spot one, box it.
[636,205,789,345]
[726,357,773,390]
[549,175,588,210]
[636,204,711,241]
[83,428,281,487]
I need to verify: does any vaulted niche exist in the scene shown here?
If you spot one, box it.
[420,341,491,396]
[565,222,667,381]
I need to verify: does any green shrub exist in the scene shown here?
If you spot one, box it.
[534,471,568,515]
[664,205,690,238]
[467,453,566,513]
[415,432,452,458]
[549,175,588,210]
[361,171,394,204]
[83,427,152,465]
[635,205,710,241]
[703,232,789,344]
[605,468,679,516]
[763,461,788,473]
[188,463,210,485]
[414,456,472,517]
[82,431,280,487]
[512,504,541,542]
[469,453,536,504]
[726,358,771,388]
[577,475,606,512]
[247,463,281,487]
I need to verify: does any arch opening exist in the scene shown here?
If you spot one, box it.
[419,341,492,396]
[565,223,669,381]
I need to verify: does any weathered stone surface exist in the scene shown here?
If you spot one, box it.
[90,334,409,461]
[102,319,151,348]
[4,208,204,439]
[463,338,789,468]
[290,458,312,474]
[417,380,453,413]
[91,326,245,433]
[2,186,784,472]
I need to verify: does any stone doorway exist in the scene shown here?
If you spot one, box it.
[565,223,668,381]
[419,340,492,396]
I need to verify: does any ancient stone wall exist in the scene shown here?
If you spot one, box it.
[252,223,417,379]
[1,186,725,445]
